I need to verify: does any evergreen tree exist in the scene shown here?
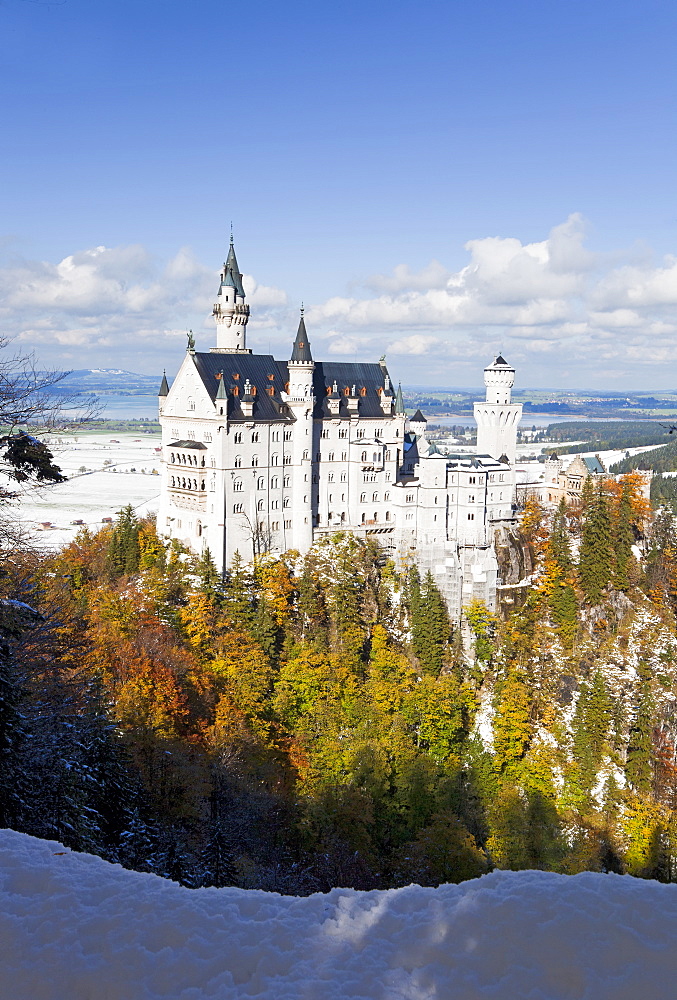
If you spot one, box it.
[571,672,612,797]
[195,547,224,605]
[625,677,655,795]
[550,497,573,574]
[409,569,451,676]
[107,505,141,578]
[223,552,255,626]
[578,483,612,605]
[612,479,634,592]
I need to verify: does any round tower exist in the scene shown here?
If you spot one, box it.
[473,355,523,464]
[284,308,315,553]
[211,236,251,353]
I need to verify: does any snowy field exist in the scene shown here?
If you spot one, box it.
[2,830,677,1000]
[9,432,162,550]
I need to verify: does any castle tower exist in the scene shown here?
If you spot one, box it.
[473,355,522,464]
[211,236,251,353]
[284,309,315,553]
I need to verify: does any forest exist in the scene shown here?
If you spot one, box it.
[3,467,677,892]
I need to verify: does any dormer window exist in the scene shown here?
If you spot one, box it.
[233,373,240,380]
[360,386,367,396]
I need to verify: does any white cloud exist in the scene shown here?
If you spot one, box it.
[4,218,677,385]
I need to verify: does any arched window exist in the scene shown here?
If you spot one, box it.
[283,454,291,465]
[171,477,175,487]
[328,472,334,482]
[200,481,205,490]
[361,451,367,462]
[328,451,334,461]
[234,455,242,468]
[360,492,366,502]
[196,521,202,536]
[234,479,243,492]
[271,476,279,488]
[360,386,367,396]
[251,431,259,443]
[257,476,265,489]
[385,450,391,461]
[283,497,290,508]
[188,397,195,411]
[385,511,391,521]
[181,478,186,489]
[284,475,291,487]
[361,513,366,523]
[170,453,175,464]
[373,453,378,463]
[373,512,378,522]
[271,453,279,466]
[384,491,390,501]
[251,455,259,467]
[257,499,265,511]
[341,512,346,522]
[372,492,378,502]
[234,432,242,444]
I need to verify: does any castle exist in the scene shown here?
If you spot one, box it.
[157,240,522,617]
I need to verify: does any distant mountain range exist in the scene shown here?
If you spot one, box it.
[56,370,163,395]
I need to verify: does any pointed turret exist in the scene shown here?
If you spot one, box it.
[395,382,405,415]
[158,370,169,397]
[290,308,313,363]
[211,234,250,353]
[215,374,227,400]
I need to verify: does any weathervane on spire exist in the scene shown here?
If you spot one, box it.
[230,222,234,246]
[300,302,304,317]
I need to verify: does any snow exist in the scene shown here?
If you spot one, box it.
[2,830,677,1000]
[6,432,162,549]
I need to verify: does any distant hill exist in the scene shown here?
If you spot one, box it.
[55,369,162,395]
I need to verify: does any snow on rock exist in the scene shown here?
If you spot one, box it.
[3,828,677,1000]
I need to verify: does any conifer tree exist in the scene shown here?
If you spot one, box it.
[578,483,612,605]
[409,569,451,676]
[625,678,655,795]
[195,548,224,605]
[571,672,612,796]
[612,479,634,592]
[107,505,141,578]
[223,552,255,626]
[550,497,573,574]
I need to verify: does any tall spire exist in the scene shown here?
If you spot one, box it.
[158,370,169,396]
[212,236,250,352]
[290,308,313,363]
[395,382,405,415]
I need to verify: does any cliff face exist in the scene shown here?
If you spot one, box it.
[493,523,536,586]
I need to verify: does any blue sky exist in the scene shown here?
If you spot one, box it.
[1,0,677,387]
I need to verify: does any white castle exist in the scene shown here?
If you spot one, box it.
[157,240,522,617]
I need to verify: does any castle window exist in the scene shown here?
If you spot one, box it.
[434,496,438,504]
[341,512,346,522]
[406,493,413,503]
[328,473,334,482]
[373,512,378,522]
[204,432,212,442]
[284,520,292,529]
[271,476,279,488]
[341,451,347,461]
[169,452,175,464]
[284,430,292,441]
[234,503,244,513]
[468,513,474,520]
[321,429,329,439]
[361,513,366,523]
[234,479,243,492]
[268,374,275,381]
[272,500,279,510]
[360,492,366,502]
[385,511,391,521]
[272,521,279,531]
[251,431,259,443]
[372,492,378,502]
[344,386,350,396]
[340,472,347,482]
[284,475,291,487]
[328,452,334,461]
[360,387,367,396]
[469,476,476,484]
[385,472,391,481]
[339,428,348,438]
[272,453,279,466]
[234,455,242,468]
[303,449,309,460]
[315,452,321,462]
[328,494,333,503]
[188,398,195,411]
[171,428,179,438]
[187,430,195,440]
[385,450,391,461]
[272,431,280,442]
[361,451,368,462]
[373,452,378,463]
[469,495,475,503]
[268,385,275,396]
[257,499,264,511]
[211,458,216,467]
[234,431,242,444]
[232,386,239,396]
[284,454,291,465]
[384,491,390,501]
[356,429,364,439]
[257,476,265,489]
[252,455,259,467]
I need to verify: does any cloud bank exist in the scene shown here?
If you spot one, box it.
[3,216,677,386]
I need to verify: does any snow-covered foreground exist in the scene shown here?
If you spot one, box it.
[2,830,677,1000]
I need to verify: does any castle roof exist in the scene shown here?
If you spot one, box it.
[158,371,169,396]
[411,409,427,423]
[290,313,313,363]
[190,352,395,422]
